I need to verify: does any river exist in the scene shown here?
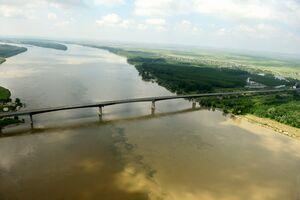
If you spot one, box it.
[0,44,299,200]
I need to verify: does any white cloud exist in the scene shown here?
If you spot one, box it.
[96,13,122,27]
[134,0,189,16]
[47,0,87,9]
[55,20,70,27]
[96,13,134,29]
[94,0,124,6]
[193,0,278,20]
[47,12,57,20]
[145,18,166,26]
[0,5,22,17]
[178,20,200,33]
[137,24,147,30]
[216,23,299,41]
[133,0,300,26]
[145,18,167,31]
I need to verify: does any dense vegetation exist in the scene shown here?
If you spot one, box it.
[130,57,293,93]
[21,40,68,51]
[0,44,27,60]
[0,86,11,101]
[200,92,300,128]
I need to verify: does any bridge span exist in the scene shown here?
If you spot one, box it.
[0,88,297,128]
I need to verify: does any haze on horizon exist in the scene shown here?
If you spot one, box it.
[0,0,300,54]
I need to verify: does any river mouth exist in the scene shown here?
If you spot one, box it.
[0,44,300,200]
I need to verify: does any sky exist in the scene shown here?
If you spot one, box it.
[0,0,300,54]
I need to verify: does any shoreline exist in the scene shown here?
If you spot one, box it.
[238,114,300,140]
[0,58,5,64]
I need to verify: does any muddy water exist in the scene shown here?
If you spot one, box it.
[0,45,299,200]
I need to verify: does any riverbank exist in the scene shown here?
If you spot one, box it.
[0,44,26,128]
[241,114,300,139]
[0,58,5,64]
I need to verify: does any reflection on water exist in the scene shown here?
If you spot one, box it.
[0,45,300,200]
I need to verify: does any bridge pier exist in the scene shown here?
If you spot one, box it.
[151,101,156,115]
[98,106,103,120]
[29,114,33,129]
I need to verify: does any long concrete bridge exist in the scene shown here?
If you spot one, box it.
[0,88,297,128]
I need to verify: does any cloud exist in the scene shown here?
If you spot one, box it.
[0,5,22,17]
[145,18,167,31]
[145,18,166,26]
[95,14,168,31]
[47,12,57,20]
[137,24,147,30]
[216,23,299,42]
[134,0,189,16]
[55,20,70,27]
[46,0,87,9]
[94,0,124,6]
[96,13,132,28]
[133,0,300,26]
[178,20,200,33]
[96,13,121,27]
[0,4,36,19]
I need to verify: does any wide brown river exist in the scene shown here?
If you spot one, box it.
[0,44,299,200]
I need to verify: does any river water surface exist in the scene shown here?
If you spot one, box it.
[0,44,300,200]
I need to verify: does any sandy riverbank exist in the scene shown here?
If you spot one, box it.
[235,114,300,139]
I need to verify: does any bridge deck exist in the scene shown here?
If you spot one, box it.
[0,88,296,118]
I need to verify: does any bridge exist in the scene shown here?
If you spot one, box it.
[0,88,297,128]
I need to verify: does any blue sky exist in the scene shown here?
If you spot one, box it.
[0,0,299,54]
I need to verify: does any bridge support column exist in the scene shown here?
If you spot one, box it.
[98,106,103,120]
[192,99,196,109]
[29,114,33,129]
[151,101,156,115]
